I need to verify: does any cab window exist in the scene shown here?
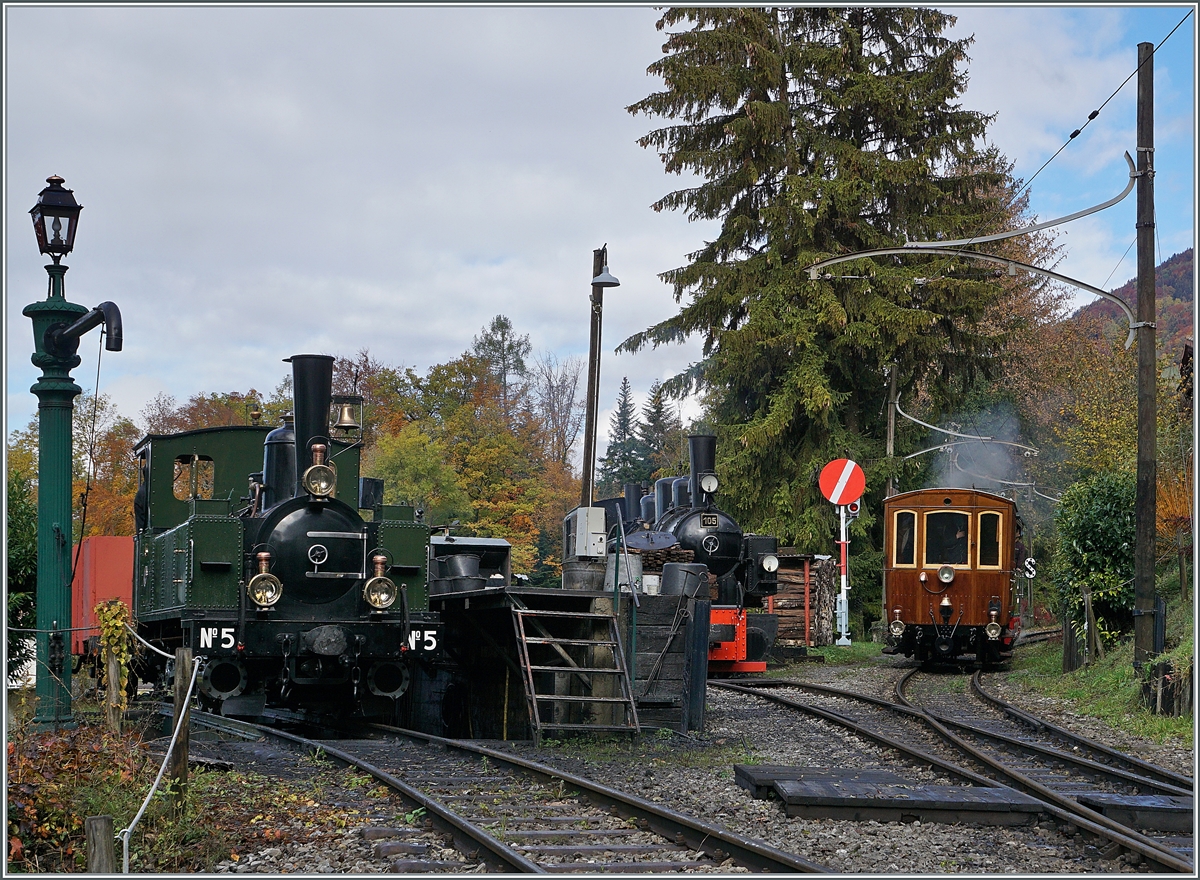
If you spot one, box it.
[924,511,969,566]
[979,511,1002,568]
[173,455,215,500]
[893,510,916,566]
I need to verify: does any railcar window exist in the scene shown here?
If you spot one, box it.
[173,455,215,500]
[893,511,916,566]
[979,512,1002,568]
[924,511,969,566]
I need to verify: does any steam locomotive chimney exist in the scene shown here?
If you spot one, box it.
[688,434,717,509]
[622,482,643,524]
[654,477,674,523]
[286,354,335,495]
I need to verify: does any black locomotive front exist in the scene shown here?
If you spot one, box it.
[649,435,780,607]
[133,354,438,721]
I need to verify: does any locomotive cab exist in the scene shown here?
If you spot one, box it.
[881,488,1020,667]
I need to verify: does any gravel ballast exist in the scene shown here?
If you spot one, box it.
[211,657,1192,874]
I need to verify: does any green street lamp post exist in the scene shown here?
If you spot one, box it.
[23,175,123,727]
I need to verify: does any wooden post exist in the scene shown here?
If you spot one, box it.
[105,644,122,734]
[169,647,192,817]
[1178,528,1189,601]
[85,815,115,873]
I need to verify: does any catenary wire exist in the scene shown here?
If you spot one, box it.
[1006,10,1191,211]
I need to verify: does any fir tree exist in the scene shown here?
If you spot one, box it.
[622,7,1022,546]
[597,377,648,496]
[471,315,531,425]
[636,380,684,478]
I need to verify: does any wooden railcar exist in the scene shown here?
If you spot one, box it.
[881,488,1021,666]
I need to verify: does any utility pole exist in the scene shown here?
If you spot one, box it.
[1133,41,1157,668]
[885,367,897,498]
[580,247,606,508]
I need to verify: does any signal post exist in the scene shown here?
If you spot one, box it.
[819,459,865,647]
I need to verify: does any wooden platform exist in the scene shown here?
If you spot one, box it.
[1075,792,1194,832]
[734,765,1043,825]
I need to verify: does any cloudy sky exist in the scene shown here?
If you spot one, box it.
[5,5,1195,458]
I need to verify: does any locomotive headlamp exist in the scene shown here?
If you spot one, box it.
[302,443,336,497]
[760,553,779,574]
[937,564,956,584]
[30,175,82,263]
[363,555,397,610]
[248,552,283,608]
[699,473,719,495]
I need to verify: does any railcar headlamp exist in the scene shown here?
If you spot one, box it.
[760,554,779,573]
[937,564,956,584]
[889,619,905,636]
[248,573,283,606]
[303,464,336,496]
[363,554,397,610]
[364,576,397,610]
[302,443,336,497]
[248,552,282,607]
[985,621,1002,639]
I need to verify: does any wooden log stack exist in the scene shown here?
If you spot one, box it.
[772,554,837,647]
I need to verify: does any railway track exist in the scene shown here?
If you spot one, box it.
[897,669,1193,866]
[713,675,1194,873]
[185,709,830,873]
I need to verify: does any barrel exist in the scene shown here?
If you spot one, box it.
[661,562,708,597]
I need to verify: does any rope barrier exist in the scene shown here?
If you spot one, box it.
[117,656,204,873]
[124,624,174,661]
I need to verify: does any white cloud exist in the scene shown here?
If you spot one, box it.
[6,5,1194,457]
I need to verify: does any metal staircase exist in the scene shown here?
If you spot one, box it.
[512,606,640,743]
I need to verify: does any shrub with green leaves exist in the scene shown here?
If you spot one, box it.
[1051,470,1136,642]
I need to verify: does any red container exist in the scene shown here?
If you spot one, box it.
[70,536,134,654]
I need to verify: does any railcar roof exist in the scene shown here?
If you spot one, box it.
[886,487,1014,505]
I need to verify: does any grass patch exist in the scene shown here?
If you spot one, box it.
[801,641,884,666]
[1003,566,1193,748]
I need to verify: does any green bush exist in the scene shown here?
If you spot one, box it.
[1051,471,1136,643]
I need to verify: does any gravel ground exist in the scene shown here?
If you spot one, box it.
[207,654,1193,874]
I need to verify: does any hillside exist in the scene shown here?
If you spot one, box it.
[1075,248,1193,356]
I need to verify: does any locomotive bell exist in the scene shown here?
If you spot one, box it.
[939,595,953,622]
[333,402,360,433]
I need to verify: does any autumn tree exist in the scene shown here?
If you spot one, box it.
[365,421,472,525]
[528,352,585,467]
[332,349,421,445]
[623,7,1028,553]
[140,389,273,434]
[472,315,532,427]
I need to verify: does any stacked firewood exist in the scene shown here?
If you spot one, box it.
[627,546,695,573]
[772,555,837,646]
